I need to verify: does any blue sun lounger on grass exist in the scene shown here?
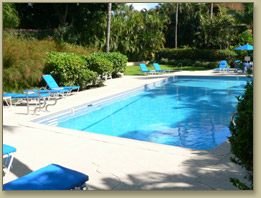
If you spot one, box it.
[3,164,89,190]
[3,144,16,180]
[153,63,174,73]
[42,74,80,92]
[139,64,157,75]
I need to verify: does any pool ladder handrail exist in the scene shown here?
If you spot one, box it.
[231,111,238,126]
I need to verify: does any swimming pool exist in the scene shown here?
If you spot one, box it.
[34,76,249,150]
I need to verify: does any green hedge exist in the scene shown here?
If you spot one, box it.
[228,79,253,190]
[159,58,218,68]
[156,48,238,63]
[81,54,113,81]
[44,52,98,89]
[44,51,128,89]
[91,52,128,78]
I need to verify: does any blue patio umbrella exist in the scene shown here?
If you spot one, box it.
[234,43,253,58]
[234,43,253,50]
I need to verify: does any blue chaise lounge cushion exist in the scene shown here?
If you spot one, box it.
[3,144,16,155]
[3,164,89,190]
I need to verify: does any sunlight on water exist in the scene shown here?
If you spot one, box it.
[40,76,250,150]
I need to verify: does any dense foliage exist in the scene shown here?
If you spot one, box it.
[3,33,56,92]
[159,59,217,69]
[44,51,128,88]
[194,5,235,49]
[81,54,113,82]
[3,33,96,92]
[91,52,128,77]
[5,3,253,53]
[108,5,168,61]
[156,3,253,49]
[156,48,237,63]
[228,79,253,190]
[3,2,254,92]
[3,3,20,28]
[44,52,98,89]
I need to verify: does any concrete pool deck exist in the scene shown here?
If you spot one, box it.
[2,70,250,190]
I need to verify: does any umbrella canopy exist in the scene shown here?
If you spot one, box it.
[234,43,253,50]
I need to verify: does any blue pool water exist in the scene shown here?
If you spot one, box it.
[36,76,249,150]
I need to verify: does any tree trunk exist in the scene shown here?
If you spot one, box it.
[175,3,178,49]
[56,4,68,27]
[106,3,112,53]
[210,3,213,19]
[207,3,214,48]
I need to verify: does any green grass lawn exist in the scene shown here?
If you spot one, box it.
[124,64,211,76]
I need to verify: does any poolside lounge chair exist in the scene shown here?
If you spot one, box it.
[153,63,174,73]
[3,164,89,190]
[213,61,229,72]
[3,90,55,115]
[139,64,157,75]
[42,75,80,93]
[3,96,12,107]
[234,60,244,73]
[3,144,16,180]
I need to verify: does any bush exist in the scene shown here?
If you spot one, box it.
[3,33,56,92]
[44,52,98,89]
[81,54,113,81]
[3,32,97,92]
[228,79,253,190]
[156,48,238,62]
[91,52,128,78]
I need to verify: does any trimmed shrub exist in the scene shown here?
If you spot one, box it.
[81,54,113,81]
[44,52,98,89]
[156,48,238,62]
[91,52,128,78]
[228,79,253,190]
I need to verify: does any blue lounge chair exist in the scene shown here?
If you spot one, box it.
[153,63,174,73]
[213,61,229,72]
[3,91,54,114]
[3,164,89,190]
[234,60,244,73]
[3,96,12,107]
[42,75,80,92]
[139,64,157,75]
[3,144,16,180]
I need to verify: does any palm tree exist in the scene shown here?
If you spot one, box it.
[175,3,178,48]
[106,3,112,53]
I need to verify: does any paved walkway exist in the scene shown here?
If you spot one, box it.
[3,70,250,190]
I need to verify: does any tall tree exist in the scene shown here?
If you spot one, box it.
[106,3,112,53]
[194,5,235,49]
[109,4,167,61]
[175,3,178,48]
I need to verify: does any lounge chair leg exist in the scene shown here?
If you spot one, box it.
[3,154,15,180]
[84,183,88,190]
